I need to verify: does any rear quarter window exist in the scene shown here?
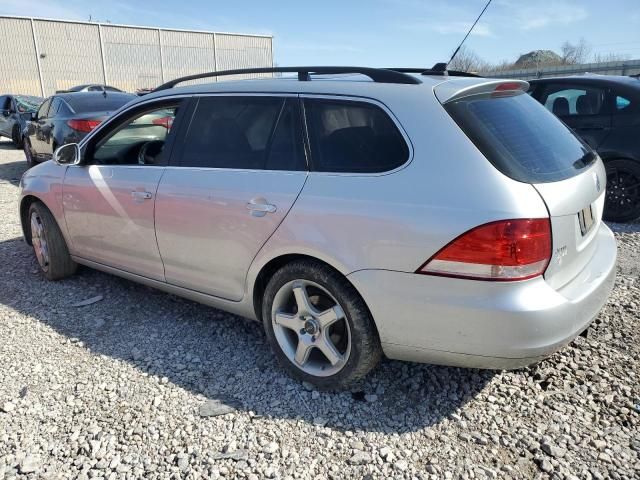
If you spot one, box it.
[304,99,409,173]
[445,91,595,183]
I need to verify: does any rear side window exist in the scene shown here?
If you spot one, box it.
[445,91,595,183]
[180,96,305,171]
[304,99,409,173]
[542,86,607,116]
[37,98,51,119]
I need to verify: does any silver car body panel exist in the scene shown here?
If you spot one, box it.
[349,222,616,367]
[534,160,607,290]
[63,164,166,280]
[155,168,307,301]
[18,75,617,368]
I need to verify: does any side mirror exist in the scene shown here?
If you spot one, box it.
[53,143,81,166]
[30,112,37,121]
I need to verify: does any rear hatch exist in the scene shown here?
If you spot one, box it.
[435,78,604,289]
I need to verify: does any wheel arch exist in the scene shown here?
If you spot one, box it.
[20,195,45,245]
[251,253,377,331]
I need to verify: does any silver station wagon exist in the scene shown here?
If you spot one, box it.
[19,66,617,389]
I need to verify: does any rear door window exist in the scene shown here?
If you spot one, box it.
[304,98,409,173]
[542,86,607,116]
[445,91,595,183]
[179,96,305,171]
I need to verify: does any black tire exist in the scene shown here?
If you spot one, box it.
[262,259,382,390]
[28,202,77,281]
[11,125,23,149]
[604,159,640,223]
[24,138,36,169]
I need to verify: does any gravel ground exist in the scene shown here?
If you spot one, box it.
[0,137,638,480]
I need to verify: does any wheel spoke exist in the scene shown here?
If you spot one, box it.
[293,285,316,316]
[273,311,300,331]
[294,339,312,366]
[316,305,345,329]
[316,333,343,366]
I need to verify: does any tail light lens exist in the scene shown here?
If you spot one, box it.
[417,218,551,281]
[152,116,174,130]
[67,119,101,133]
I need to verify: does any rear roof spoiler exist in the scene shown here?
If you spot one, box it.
[434,79,529,104]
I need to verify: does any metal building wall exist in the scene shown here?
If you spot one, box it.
[35,20,104,95]
[160,30,217,86]
[214,34,274,80]
[102,25,164,92]
[0,18,41,96]
[0,16,273,96]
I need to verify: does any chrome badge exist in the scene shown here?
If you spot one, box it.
[593,172,601,193]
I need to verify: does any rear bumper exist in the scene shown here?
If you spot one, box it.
[348,223,617,369]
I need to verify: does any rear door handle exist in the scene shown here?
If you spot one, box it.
[246,198,276,217]
[131,191,153,201]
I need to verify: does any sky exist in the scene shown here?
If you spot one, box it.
[2,0,640,67]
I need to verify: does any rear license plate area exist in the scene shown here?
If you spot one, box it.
[578,205,595,236]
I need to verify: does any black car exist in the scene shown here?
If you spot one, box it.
[0,94,43,148]
[529,75,640,222]
[23,91,135,167]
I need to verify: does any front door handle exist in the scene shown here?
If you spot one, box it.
[246,197,276,217]
[131,191,153,201]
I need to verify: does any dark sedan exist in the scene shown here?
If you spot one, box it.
[0,94,43,148]
[23,92,135,167]
[529,75,640,222]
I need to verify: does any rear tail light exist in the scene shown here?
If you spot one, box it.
[417,218,551,281]
[152,116,173,130]
[67,119,101,133]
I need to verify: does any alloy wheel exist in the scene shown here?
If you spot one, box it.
[30,211,49,272]
[271,279,351,377]
[606,167,640,219]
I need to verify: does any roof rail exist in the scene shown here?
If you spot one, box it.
[153,66,422,91]
[388,67,482,78]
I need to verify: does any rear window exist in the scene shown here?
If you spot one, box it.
[65,94,134,113]
[445,91,595,183]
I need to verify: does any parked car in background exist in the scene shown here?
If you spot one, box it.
[57,84,125,93]
[0,94,43,148]
[18,67,616,388]
[529,75,640,222]
[23,91,135,167]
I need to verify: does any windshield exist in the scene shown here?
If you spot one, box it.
[445,91,596,183]
[14,95,43,113]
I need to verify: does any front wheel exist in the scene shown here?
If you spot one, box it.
[262,260,381,390]
[28,202,77,280]
[604,159,640,223]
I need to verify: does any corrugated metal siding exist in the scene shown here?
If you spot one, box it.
[35,20,104,94]
[214,34,273,80]
[102,26,163,91]
[0,16,273,95]
[0,18,41,96]
[160,30,216,85]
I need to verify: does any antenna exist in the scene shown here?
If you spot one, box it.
[445,0,492,69]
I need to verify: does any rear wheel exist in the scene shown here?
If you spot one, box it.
[604,159,640,223]
[262,260,381,390]
[28,202,77,280]
[11,125,23,149]
[24,138,36,168]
